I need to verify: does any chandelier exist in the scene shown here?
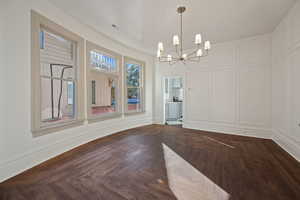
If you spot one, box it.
[157,6,211,65]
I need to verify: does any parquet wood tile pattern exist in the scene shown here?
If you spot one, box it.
[0,125,300,200]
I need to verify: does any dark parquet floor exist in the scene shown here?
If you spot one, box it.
[0,125,300,200]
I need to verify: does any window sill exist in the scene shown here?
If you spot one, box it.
[124,111,146,117]
[88,113,122,124]
[32,120,85,137]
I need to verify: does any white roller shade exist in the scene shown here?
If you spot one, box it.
[40,30,75,66]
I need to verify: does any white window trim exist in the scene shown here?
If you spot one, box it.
[86,41,122,122]
[31,11,85,136]
[124,56,146,115]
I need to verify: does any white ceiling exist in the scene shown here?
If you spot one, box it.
[48,0,296,54]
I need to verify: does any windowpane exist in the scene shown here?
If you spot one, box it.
[31,12,84,135]
[40,30,75,67]
[90,50,117,73]
[127,88,141,111]
[67,81,74,105]
[41,64,74,79]
[39,29,77,126]
[90,76,117,116]
[91,80,96,105]
[126,63,141,87]
[40,31,45,49]
[41,78,75,124]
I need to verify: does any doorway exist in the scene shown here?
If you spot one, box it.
[163,77,184,126]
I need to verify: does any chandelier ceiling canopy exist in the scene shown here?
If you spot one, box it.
[157,6,211,65]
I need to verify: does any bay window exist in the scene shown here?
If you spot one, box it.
[86,41,122,121]
[31,11,84,136]
[124,57,145,114]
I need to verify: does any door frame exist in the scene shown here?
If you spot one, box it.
[162,76,185,125]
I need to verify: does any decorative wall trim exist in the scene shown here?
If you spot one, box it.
[184,120,272,139]
[272,129,300,162]
[0,117,152,183]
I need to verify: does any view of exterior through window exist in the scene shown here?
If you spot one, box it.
[126,62,143,112]
[34,16,146,133]
[89,50,118,116]
[90,50,117,72]
[40,29,77,125]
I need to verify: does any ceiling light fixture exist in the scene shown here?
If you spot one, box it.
[157,6,211,65]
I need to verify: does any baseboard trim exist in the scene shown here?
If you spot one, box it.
[184,120,272,139]
[2,121,298,183]
[272,129,300,162]
[0,117,152,183]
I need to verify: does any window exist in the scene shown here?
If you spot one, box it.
[124,57,145,114]
[91,80,96,105]
[67,81,74,105]
[39,30,45,49]
[31,11,85,136]
[90,51,117,72]
[86,41,122,121]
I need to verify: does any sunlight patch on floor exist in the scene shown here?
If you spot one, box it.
[162,143,230,200]
[203,136,235,149]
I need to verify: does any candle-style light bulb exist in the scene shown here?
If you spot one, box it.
[197,49,203,57]
[195,34,202,44]
[182,54,187,60]
[204,41,211,50]
[157,50,161,58]
[167,55,172,62]
[173,35,180,46]
[158,42,164,51]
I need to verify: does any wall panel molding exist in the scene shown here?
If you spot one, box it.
[184,120,272,139]
[271,0,300,162]
[156,34,272,140]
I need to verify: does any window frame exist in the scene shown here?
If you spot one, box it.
[124,56,146,114]
[31,11,85,136]
[67,81,75,105]
[86,41,122,122]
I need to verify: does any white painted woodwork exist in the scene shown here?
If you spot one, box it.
[155,34,272,137]
[271,0,300,160]
[0,0,153,182]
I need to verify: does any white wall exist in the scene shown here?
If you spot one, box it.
[155,34,272,138]
[0,1,6,157]
[0,0,154,182]
[272,1,300,160]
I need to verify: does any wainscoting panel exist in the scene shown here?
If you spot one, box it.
[211,69,236,123]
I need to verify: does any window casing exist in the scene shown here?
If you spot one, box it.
[124,57,145,114]
[31,11,84,136]
[86,41,122,122]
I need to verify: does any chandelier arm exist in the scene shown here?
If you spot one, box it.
[187,57,201,62]
[187,56,200,59]
[159,56,171,60]
[186,49,198,57]
[158,56,181,62]
[158,57,169,62]
[159,60,172,63]
[187,52,209,61]
[159,55,181,59]
[188,59,201,63]
[186,44,202,58]
[175,46,181,58]
[201,50,209,57]
[170,60,178,65]
[173,55,181,60]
